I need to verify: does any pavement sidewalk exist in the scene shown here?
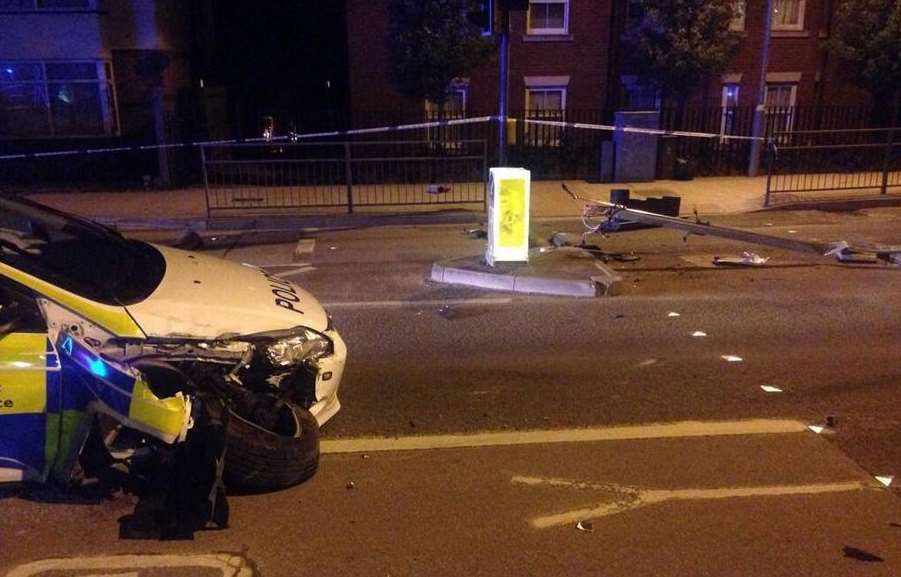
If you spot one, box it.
[24,176,771,231]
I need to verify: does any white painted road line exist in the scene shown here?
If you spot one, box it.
[517,477,869,528]
[322,297,513,310]
[320,419,807,454]
[6,554,254,577]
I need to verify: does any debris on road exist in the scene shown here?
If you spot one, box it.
[712,252,769,267]
[808,425,825,434]
[721,355,743,362]
[760,385,783,393]
[842,547,885,563]
[466,227,487,239]
[692,331,707,337]
[575,521,594,533]
[437,305,455,320]
[668,312,681,318]
[346,481,356,490]
[875,475,894,488]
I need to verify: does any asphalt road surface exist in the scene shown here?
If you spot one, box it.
[2,208,900,576]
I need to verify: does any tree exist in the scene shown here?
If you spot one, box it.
[622,0,742,110]
[828,0,901,122]
[386,0,495,114]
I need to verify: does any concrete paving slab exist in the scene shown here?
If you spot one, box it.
[430,248,622,297]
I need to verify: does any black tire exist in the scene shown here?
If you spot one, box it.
[208,397,320,494]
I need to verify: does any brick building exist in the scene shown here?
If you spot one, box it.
[347,0,618,124]
[346,0,873,126]
[0,0,193,141]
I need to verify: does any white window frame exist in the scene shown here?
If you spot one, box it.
[525,85,567,147]
[527,0,570,35]
[0,60,118,138]
[771,0,805,31]
[729,0,746,31]
[719,83,740,143]
[0,0,98,11]
[764,83,797,137]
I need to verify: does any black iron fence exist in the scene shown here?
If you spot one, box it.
[201,140,487,215]
[658,105,878,176]
[765,127,900,205]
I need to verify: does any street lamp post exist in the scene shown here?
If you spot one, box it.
[748,0,775,176]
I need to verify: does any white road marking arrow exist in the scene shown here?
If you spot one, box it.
[511,475,868,529]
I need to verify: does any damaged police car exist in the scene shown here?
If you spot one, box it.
[0,196,346,513]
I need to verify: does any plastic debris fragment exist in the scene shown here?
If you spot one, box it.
[692,331,707,337]
[721,355,743,362]
[808,425,825,434]
[668,312,681,318]
[576,521,594,533]
[875,475,894,488]
[760,385,783,393]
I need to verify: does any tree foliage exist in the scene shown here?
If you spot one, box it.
[828,0,901,106]
[386,0,495,108]
[622,0,742,103]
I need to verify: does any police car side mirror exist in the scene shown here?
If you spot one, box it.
[0,301,22,336]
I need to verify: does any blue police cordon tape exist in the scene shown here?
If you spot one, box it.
[0,115,765,162]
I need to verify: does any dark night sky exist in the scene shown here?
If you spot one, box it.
[196,1,349,133]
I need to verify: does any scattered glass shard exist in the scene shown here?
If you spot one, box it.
[692,331,707,337]
[721,355,743,362]
[875,475,894,488]
[760,385,783,393]
[576,521,594,533]
[808,425,825,434]
[668,312,680,318]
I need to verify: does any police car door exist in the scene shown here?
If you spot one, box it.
[0,282,61,483]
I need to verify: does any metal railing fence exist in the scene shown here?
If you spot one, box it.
[765,127,900,205]
[201,139,487,215]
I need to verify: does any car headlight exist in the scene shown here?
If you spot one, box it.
[265,329,333,367]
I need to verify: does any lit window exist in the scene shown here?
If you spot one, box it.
[730,0,746,31]
[765,83,797,135]
[525,87,566,147]
[527,0,569,35]
[772,0,804,30]
[720,83,740,142]
[0,0,96,9]
[0,61,117,138]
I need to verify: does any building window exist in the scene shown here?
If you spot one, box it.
[527,0,569,35]
[0,0,96,10]
[772,0,804,30]
[425,84,468,148]
[765,83,797,135]
[719,83,740,141]
[0,61,117,138]
[525,86,566,146]
[730,0,746,31]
